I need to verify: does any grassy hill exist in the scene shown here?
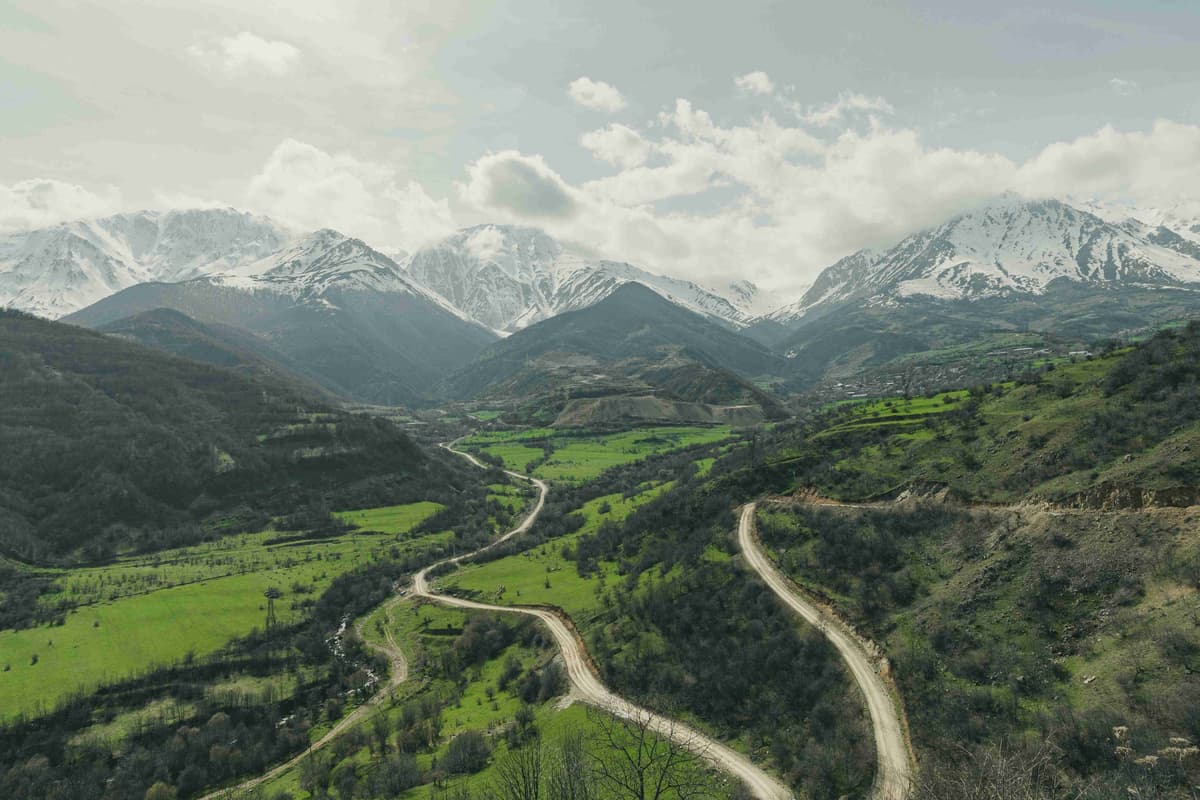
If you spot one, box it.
[760,321,1200,504]
[737,320,1200,798]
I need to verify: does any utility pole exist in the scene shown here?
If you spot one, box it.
[264,587,281,629]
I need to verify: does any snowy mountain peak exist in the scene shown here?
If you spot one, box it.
[200,228,480,324]
[403,224,750,332]
[765,196,1200,325]
[0,208,293,318]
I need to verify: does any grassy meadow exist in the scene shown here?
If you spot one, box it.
[462,425,734,483]
[443,483,673,620]
[0,502,447,720]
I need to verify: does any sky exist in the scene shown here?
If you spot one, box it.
[2,0,1199,298]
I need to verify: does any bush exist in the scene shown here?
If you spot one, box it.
[443,730,491,774]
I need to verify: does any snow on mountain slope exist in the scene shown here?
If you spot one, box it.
[1073,198,1200,261]
[0,209,293,318]
[1076,198,1200,244]
[209,229,479,322]
[765,197,1200,325]
[403,224,752,332]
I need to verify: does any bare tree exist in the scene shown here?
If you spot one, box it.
[586,707,716,800]
[546,729,596,800]
[494,739,544,800]
[912,743,1084,800]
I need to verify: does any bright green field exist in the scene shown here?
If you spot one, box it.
[481,442,547,473]
[0,502,447,721]
[465,426,734,483]
[334,501,445,534]
[443,483,672,620]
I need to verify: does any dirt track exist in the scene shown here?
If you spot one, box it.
[198,596,409,800]
[738,503,913,800]
[415,442,795,800]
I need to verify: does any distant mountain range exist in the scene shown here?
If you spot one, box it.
[64,230,497,406]
[764,196,1200,329]
[405,224,755,332]
[0,208,293,319]
[6,196,1200,407]
[0,213,755,330]
[746,196,1200,393]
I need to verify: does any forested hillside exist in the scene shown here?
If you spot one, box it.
[0,310,476,562]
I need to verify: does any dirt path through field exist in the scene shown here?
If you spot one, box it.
[415,441,795,800]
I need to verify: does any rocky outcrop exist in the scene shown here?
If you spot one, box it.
[1059,482,1200,511]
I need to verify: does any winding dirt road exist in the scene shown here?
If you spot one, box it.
[419,442,795,800]
[737,504,913,800]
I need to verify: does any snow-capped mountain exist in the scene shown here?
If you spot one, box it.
[1074,198,1200,244]
[207,228,475,321]
[767,196,1200,325]
[64,229,497,405]
[403,224,753,333]
[0,208,293,318]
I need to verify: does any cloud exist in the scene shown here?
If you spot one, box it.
[567,77,627,113]
[1015,120,1200,203]
[803,92,894,126]
[1109,77,1139,95]
[246,138,453,250]
[0,178,123,232]
[189,32,302,77]
[461,151,579,218]
[735,71,774,95]
[580,124,652,169]
[463,225,506,262]
[458,88,1200,299]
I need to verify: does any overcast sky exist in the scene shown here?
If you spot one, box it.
[2,0,1199,296]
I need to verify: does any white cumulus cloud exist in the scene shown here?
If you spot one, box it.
[0,178,124,232]
[567,77,627,113]
[1015,119,1200,203]
[458,94,1200,300]
[460,150,580,219]
[246,138,453,251]
[735,71,775,95]
[189,32,302,77]
[580,124,652,169]
[803,92,894,126]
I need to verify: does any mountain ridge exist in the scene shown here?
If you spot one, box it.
[442,281,785,401]
[0,208,294,318]
[403,223,755,332]
[64,230,498,406]
[763,196,1200,328]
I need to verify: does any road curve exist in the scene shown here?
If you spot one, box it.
[198,596,410,800]
[421,441,795,800]
[737,504,913,800]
